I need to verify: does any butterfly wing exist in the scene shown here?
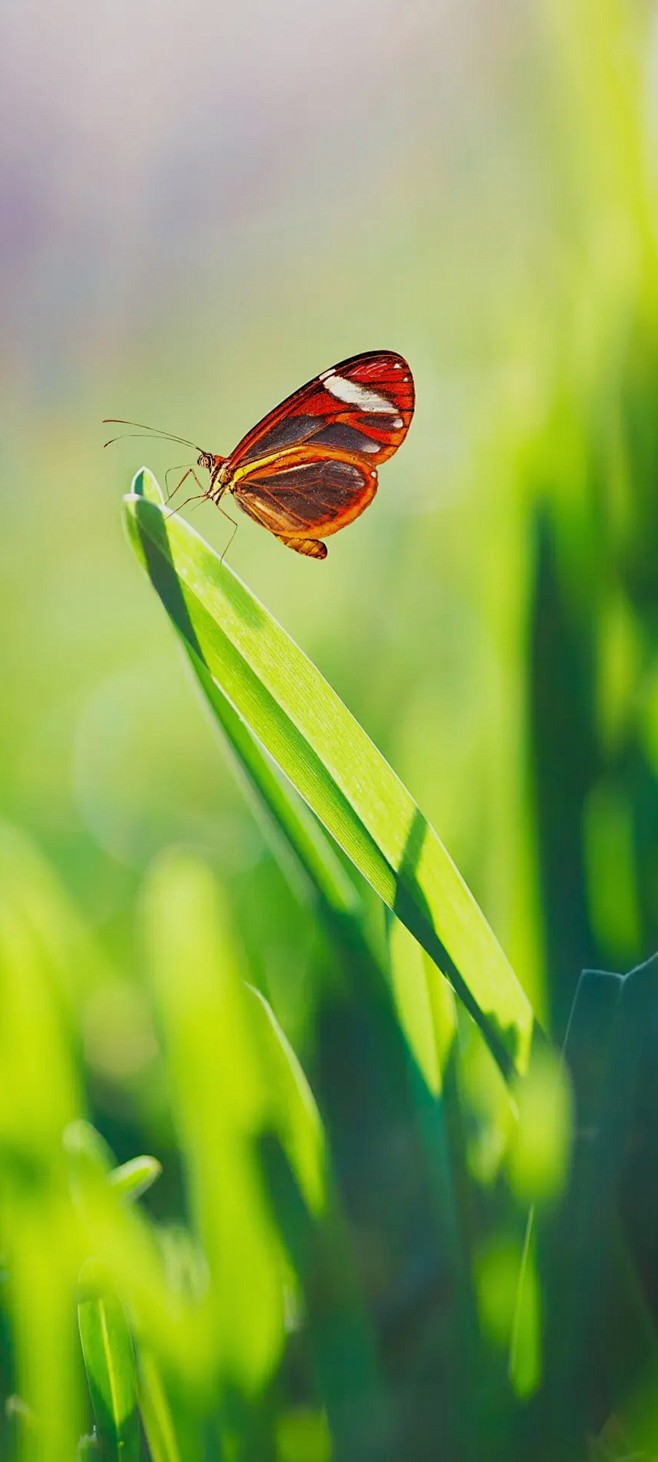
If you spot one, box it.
[229,350,414,474]
[233,457,377,558]
[226,350,414,556]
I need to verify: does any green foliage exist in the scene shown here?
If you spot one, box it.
[6,3,658,1454]
[78,1268,140,1461]
[124,468,534,1083]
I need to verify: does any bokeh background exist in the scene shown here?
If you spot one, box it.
[6,0,658,1021]
[4,0,658,1453]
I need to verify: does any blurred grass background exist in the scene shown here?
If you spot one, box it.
[4,0,658,1456]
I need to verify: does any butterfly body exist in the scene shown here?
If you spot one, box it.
[197,452,229,497]
[196,350,415,559]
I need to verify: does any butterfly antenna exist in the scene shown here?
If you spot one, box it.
[103,418,202,452]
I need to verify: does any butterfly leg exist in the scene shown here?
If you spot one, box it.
[165,466,204,503]
[217,503,239,565]
[162,469,209,522]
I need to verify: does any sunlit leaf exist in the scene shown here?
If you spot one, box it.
[124,471,535,1081]
[78,1262,140,1462]
[388,916,457,1096]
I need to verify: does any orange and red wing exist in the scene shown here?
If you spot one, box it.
[233,456,377,557]
[228,350,414,474]
[227,350,414,556]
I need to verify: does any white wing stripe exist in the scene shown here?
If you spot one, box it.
[320,371,399,414]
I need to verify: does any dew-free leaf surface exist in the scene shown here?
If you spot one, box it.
[124,470,536,1081]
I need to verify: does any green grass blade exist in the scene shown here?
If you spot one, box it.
[132,466,363,925]
[0,869,83,1461]
[388,916,457,1096]
[123,472,535,1081]
[138,1350,183,1462]
[142,848,288,1393]
[188,648,362,917]
[78,1266,140,1461]
[247,984,326,1215]
[109,1156,163,1204]
[510,969,623,1430]
[63,1123,214,1389]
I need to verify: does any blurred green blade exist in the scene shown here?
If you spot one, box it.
[123,472,535,1080]
[138,1350,183,1462]
[0,871,84,1462]
[109,1156,163,1203]
[247,984,326,1215]
[78,1280,140,1461]
[142,849,287,1393]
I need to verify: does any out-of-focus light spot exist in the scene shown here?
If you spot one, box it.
[83,979,158,1081]
[475,1233,523,1347]
[476,1228,541,1394]
[276,1408,331,1462]
[507,1049,572,1205]
[584,780,641,961]
[460,1027,515,1186]
[72,659,260,871]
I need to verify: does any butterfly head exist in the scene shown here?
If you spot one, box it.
[197,451,215,473]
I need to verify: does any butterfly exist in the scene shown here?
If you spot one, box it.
[104,350,414,559]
